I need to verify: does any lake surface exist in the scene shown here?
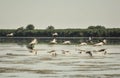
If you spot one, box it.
[0,38,120,78]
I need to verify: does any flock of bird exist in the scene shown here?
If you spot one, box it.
[26,32,108,57]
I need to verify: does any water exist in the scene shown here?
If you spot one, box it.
[0,38,120,78]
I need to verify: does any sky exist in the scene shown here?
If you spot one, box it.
[0,0,120,29]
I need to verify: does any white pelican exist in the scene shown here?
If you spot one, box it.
[63,41,71,44]
[80,42,87,46]
[6,33,14,37]
[50,38,57,44]
[29,38,38,45]
[94,39,107,46]
[52,32,58,37]
[94,42,104,46]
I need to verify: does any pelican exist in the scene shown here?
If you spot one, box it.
[80,42,87,46]
[52,32,58,37]
[94,42,104,46]
[63,41,71,45]
[6,33,14,37]
[94,39,107,46]
[29,38,38,45]
[50,38,57,44]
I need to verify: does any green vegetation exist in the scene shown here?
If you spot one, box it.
[26,24,35,30]
[0,25,120,37]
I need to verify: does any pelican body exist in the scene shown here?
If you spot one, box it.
[63,41,71,44]
[80,42,87,46]
[94,42,104,46]
[7,33,14,37]
[29,38,37,45]
[50,38,57,44]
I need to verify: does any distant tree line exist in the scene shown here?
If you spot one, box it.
[0,24,120,37]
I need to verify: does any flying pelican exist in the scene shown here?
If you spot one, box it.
[63,41,71,45]
[94,42,104,46]
[50,38,57,44]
